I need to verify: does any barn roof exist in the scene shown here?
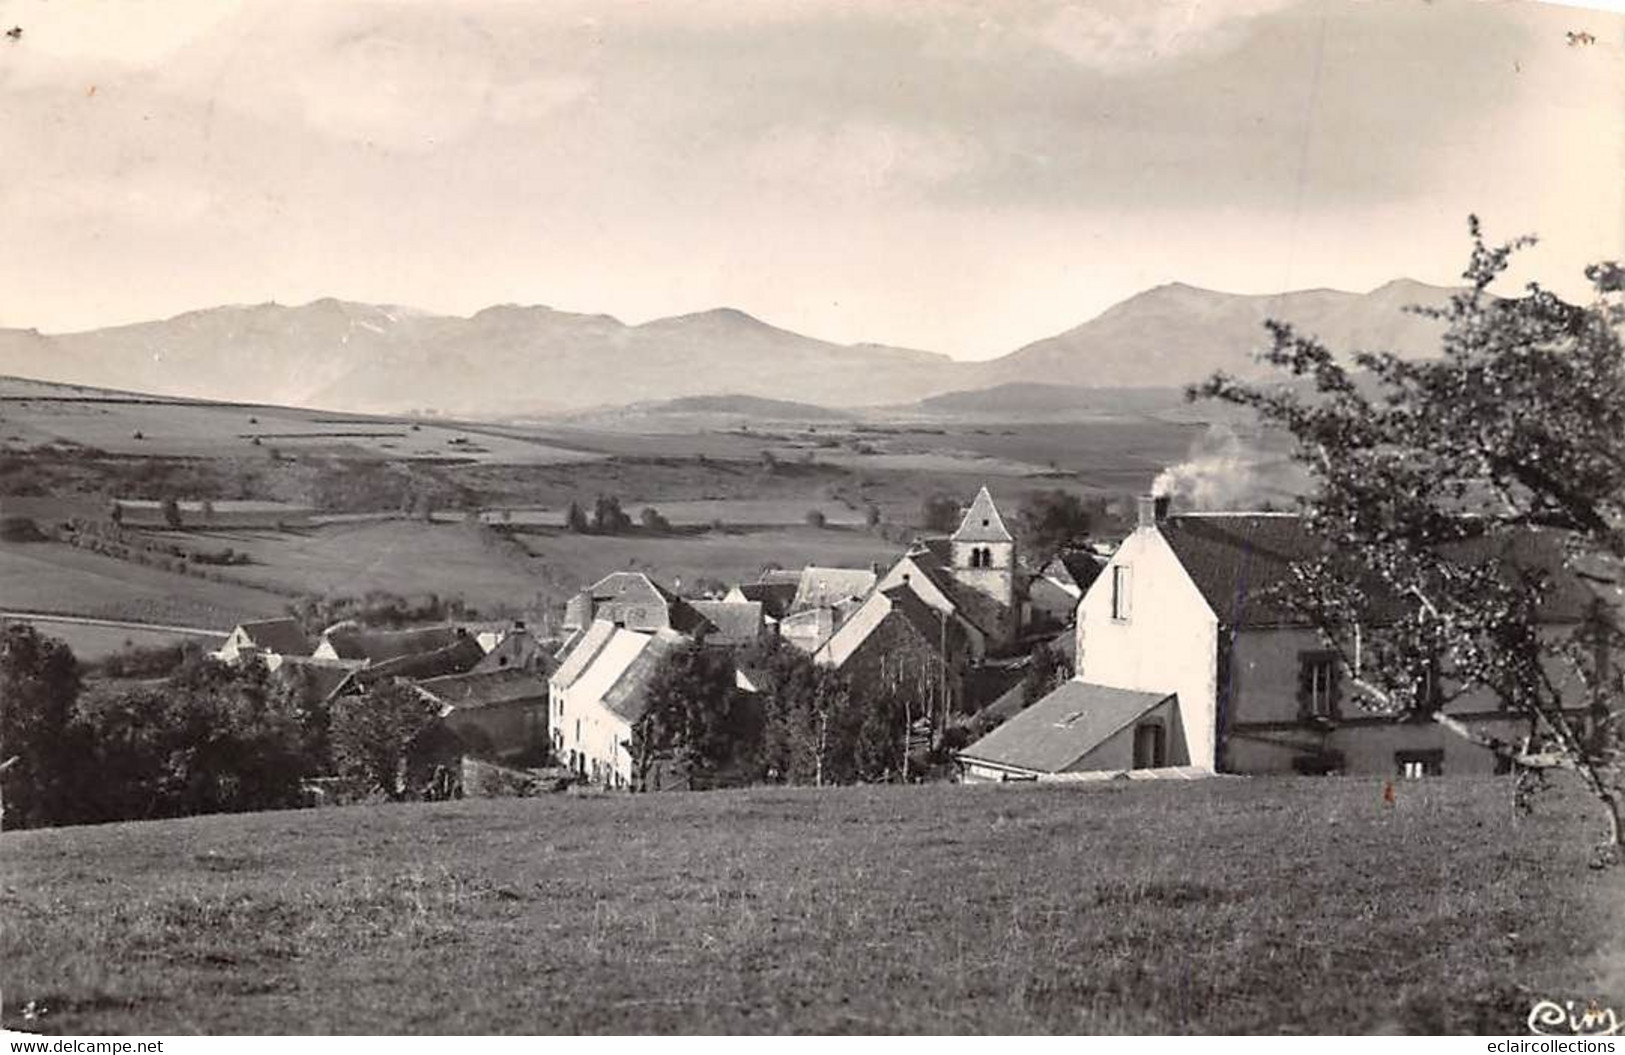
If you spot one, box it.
[687,600,764,645]
[417,668,552,711]
[237,617,313,656]
[320,624,470,663]
[957,681,1172,775]
[951,486,1013,543]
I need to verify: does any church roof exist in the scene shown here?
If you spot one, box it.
[951,486,1013,543]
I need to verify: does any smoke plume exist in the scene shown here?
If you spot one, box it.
[1152,424,1305,511]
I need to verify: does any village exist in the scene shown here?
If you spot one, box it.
[198,484,1573,801]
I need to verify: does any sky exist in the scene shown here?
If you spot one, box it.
[0,0,1621,359]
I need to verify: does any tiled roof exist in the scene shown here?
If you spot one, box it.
[951,486,1013,543]
[1048,550,1105,592]
[957,681,1171,774]
[238,618,313,656]
[416,668,552,710]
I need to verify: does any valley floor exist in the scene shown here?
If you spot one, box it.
[2,776,1619,1035]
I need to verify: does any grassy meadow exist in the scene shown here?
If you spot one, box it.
[3,776,1619,1035]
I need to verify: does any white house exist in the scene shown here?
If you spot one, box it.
[549,619,685,787]
[961,495,1599,780]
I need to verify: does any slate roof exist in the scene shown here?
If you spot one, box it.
[237,618,313,656]
[957,681,1172,774]
[1047,550,1105,593]
[791,566,877,612]
[687,600,764,645]
[885,586,970,658]
[1157,514,1595,628]
[416,668,552,711]
[905,540,1010,639]
[551,619,618,689]
[757,569,804,586]
[601,629,687,722]
[728,581,798,619]
[321,624,470,663]
[951,486,1014,543]
[474,630,556,675]
[1156,514,1323,628]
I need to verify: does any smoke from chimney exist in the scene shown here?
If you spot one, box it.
[1152,423,1305,511]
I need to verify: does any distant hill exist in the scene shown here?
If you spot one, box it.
[911,382,1190,417]
[967,279,1456,389]
[0,280,1463,414]
[630,394,845,419]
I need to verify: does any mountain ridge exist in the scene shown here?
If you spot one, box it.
[0,280,1461,415]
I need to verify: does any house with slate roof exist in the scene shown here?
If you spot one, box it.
[549,620,687,786]
[960,495,1601,780]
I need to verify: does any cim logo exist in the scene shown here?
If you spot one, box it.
[1528,999,1621,1036]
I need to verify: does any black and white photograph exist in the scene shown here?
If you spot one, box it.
[1,0,1622,1038]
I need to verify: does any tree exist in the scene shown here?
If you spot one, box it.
[1022,639,1074,707]
[629,642,750,790]
[1192,218,1625,859]
[107,502,123,528]
[564,501,590,534]
[864,503,882,529]
[331,679,439,801]
[161,497,182,529]
[746,640,856,786]
[920,493,961,534]
[1017,489,1095,564]
[804,508,827,529]
[591,495,632,535]
[640,506,672,534]
[200,498,216,523]
[0,624,83,829]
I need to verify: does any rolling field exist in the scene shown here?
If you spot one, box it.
[2,777,1617,1035]
[0,377,599,465]
[0,617,224,660]
[0,540,289,628]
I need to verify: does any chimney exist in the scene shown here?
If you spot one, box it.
[1137,494,1169,529]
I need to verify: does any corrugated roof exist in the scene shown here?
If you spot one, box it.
[417,668,552,710]
[951,486,1013,543]
[238,618,313,656]
[551,619,618,689]
[957,681,1171,774]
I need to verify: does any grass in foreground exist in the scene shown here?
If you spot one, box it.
[1,777,1618,1035]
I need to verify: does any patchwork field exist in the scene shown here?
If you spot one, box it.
[0,540,289,628]
[2,776,1617,1035]
[0,377,600,466]
[0,617,225,661]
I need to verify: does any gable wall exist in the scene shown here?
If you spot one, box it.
[1077,525,1220,769]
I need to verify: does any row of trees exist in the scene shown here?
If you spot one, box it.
[628,638,949,790]
[0,624,456,829]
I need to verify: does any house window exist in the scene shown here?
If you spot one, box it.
[1132,721,1166,770]
[574,718,581,743]
[1395,750,1443,779]
[1110,565,1132,621]
[1298,651,1339,720]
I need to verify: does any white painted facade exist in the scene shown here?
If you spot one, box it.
[1075,522,1222,771]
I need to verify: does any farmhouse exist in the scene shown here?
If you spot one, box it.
[961,496,1598,780]
[563,571,683,633]
[723,579,798,621]
[414,667,552,763]
[213,617,314,668]
[549,619,687,787]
